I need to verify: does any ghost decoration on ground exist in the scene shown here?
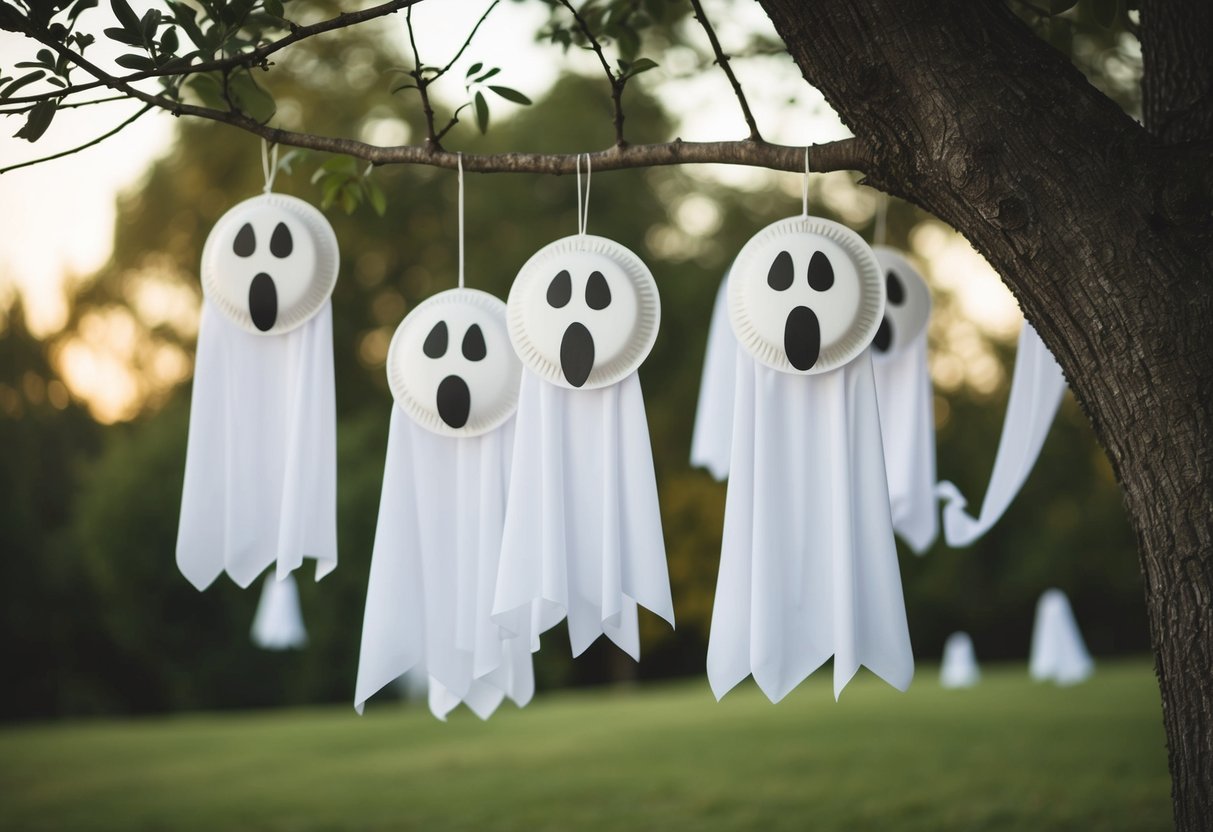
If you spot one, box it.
[177,193,338,595]
[940,632,981,688]
[1029,588,1093,686]
[870,247,938,554]
[493,234,675,660]
[935,323,1066,546]
[356,288,533,721]
[706,215,914,702]
[251,573,309,650]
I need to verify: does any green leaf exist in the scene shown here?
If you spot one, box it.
[614,24,640,60]
[69,0,100,21]
[366,179,387,217]
[159,27,178,55]
[103,26,143,46]
[474,66,500,83]
[465,61,482,78]
[228,70,276,122]
[109,0,140,33]
[1047,0,1078,14]
[321,155,360,176]
[114,53,155,70]
[186,72,226,109]
[340,184,359,215]
[1091,0,1118,27]
[169,3,205,49]
[14,99,57,141]
[1,70,45,99]
[264,0,284,19]
[139,9,161,43]
[621,57,658,79]
[488,85,531,105]
[36,48,55,66]
[473,90,489,134]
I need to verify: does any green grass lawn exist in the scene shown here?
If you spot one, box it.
[0,659,1169,831]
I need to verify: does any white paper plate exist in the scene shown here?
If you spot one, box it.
[872,246,932,361]
[728,216,883,374]
[507,234,659,390]
[201,193,339,335]
[387,288,521,437]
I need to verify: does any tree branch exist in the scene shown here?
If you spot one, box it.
[688,0,762,142]
[557,0,627,146]
[404,6,439,145]
[0,103,153,175]
[431,0,500,82]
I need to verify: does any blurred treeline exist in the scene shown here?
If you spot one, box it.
[0,5,1146,720]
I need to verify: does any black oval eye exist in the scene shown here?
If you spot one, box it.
[807,251,834,291]
[886,271,905,305]
[547,270,572,308]
[270,222,293,258]
[233,223,255,257]
[462,324,487,361]
[423,321,448,358]
[585,271,611,310]
[767,250,794,291]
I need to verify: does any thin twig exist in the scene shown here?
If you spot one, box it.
[432,0,500,82]
[0,93,128,115]
[5,0,424,107]
[0,103,153,175]
[557,0,626,146]
[405,6,439,146]
[688,0,762,141]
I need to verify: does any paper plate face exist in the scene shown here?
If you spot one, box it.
[871,246,932,360]
[507,234,659,390]
[387,288,521,437]
[728,216,883,374]
[201,194,339,335]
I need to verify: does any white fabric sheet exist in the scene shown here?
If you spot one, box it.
[250,572,309,650]
[493,370,675,659]
[355,408,533,720]
[873,332,938,553]
[177,300,337,590]
[690,277,736,481]
[1029,588,1093,685]
[936,323,1066,547]
[707,350,914,702]
[940,631,980,688]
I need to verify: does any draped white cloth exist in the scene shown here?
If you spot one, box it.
[707,350,914,702]
[940,631,981,688]
[873,332,938,553]
[177,300,337,590]
[690,277,736,481]
[355,408,533,720]
[1029,588,1094,686]
[250,572,309,650]
[936,323,1066,547]
[493,370,675,659]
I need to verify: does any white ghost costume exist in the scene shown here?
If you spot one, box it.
[355,288,533,720]
[493,234,675,659]
[178,193,338,592]
[707,216,914,702]
[870,247,937,554]
[940,631,981,688]
[1029,588,1093,685]
[935,323,1066,547]
[251,572,309,650]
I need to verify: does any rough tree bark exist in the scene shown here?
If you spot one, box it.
[756,0,1213,827]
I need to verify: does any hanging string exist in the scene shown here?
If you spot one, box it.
[874,192,888,246]
[576,153,592,236]
[261,139,279,194]
[457,153,465,289]
[801,145,810,217]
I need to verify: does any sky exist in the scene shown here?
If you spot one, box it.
[0,0,1019,418]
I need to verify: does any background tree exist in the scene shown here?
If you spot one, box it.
[2,0,1204,826]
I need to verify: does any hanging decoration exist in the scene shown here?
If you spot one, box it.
[870,246,937,553]
[177,141,338,592]
[935,323,1066,546]
[689,272,736,481]
[707,155,914,702]
[356,158,532,720]
[939,631,980,688]
[493,156,675,659]
[251,572,309,650]
[1029,588,1094,686]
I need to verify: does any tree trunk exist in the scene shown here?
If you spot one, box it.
[756,0,1213,827]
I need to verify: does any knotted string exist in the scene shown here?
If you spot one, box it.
[576,153,592,235]
[261,139,279,194]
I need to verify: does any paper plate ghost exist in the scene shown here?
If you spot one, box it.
[935,323,1066,547]
[1029,588,1093,686]
[493,234,674,659]
[940,631,980,688]
[870,246,938,553]
[706,215,914,702]
[355,288,533,721]
[177,193,338,591]
[250,572,309,650]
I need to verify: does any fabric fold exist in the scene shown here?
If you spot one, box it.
[250,572,308,650]
[690,277,736,481]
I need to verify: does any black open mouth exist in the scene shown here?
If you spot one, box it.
[436,374,471,429]
[784,305,821,371]
[249,272,278,332]
[560,322,595,388]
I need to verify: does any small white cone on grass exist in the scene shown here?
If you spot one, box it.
[250,572,308,650]
[1029,588,1094,685]
[940,632,980,688]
